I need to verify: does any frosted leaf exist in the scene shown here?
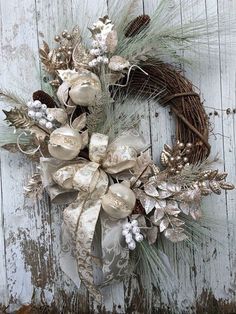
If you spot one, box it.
[190,209,202,220]
[105,30,118,53]
[140,195,156,214]
[160,218,169,232]
[166,182,181,193]
[158,190,173,199]
[165,206,181,216]
[146,226,158,244]
[71,113,87,131]
[166,200,178,208]
[153,208,165,223]
[133,188,145,199]
[170,217,185,227]
[157,181,168,190]
[155,199,166,209]
[179,201,190,215]
[144,184,159,197]
[132,151,152,179]
[164,228,188,243]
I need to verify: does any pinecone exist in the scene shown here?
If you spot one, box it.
[125,15,151,37]
[33,90,58,108]
[132,200,145,215]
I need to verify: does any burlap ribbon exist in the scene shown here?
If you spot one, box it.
[40,130,146,302]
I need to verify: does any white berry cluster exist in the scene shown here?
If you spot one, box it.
[122,220,144,250]
[27,100,55,129]
[88,19,113,67]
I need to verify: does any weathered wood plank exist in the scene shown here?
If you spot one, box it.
[0,0,55,311]
[0,156,9,310]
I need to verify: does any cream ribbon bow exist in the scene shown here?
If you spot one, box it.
[40,130,146,302]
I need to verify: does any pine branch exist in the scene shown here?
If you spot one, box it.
[0,88,27,108]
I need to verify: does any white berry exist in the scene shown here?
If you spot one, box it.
[42,104,47,111]
[46,114,54,122]
[125,234,133,244]
[128,241,136,250]
[123,223,132,231]
[103,57,109,64]
[122,229,130,237]
[97,56,103,63]
[132,227,140,234]
[135,234,144,242]
[28,110,36,118]
[33,100,41,108]
[39,118,47,126]
[45,122,53,129]
[131,220,138,227]
[35,112,43,119]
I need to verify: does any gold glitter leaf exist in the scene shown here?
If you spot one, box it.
[3,108,33,129]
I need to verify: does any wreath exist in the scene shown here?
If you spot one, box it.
[0,2,235,305]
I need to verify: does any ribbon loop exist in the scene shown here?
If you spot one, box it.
[89,133,109,163]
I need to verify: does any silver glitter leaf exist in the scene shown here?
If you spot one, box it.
[71,113,87,131]
[158,190,173,199]
[179,202,190,215]
[133,188,145,199]
[167,200,178,209]
[166,182,181,193]
[157,181,168,190]
[165,206,181,216]
[153,208,165,223]
[160,218,169,232]
[155,199,166,209]
[190,209,202,220]
[170,217,185,227]
[164,228,188,243]
[144,184,159,197]
[139,195,156,214]
[146,226,158,244]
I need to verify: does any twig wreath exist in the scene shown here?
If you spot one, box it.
[0,1,235,304]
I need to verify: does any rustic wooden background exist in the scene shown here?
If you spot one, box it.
[0,0,236,313]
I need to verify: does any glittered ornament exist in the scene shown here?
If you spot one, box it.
[101,183,136,219]
[68,70,101,106]
[48,126,82,160]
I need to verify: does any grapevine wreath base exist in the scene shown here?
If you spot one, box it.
[0,2,235,306]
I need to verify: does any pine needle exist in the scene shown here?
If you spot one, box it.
[0,88,27,108]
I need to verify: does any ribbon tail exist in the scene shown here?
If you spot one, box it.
[75,198,103,302]
[100,211,130,285]
[63,168,108,302]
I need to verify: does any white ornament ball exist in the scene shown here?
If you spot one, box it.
[48,126,82,160]
[101,183,136,219]
[69,70,101,106]
[128,241,136,250]
[134,234,143,242]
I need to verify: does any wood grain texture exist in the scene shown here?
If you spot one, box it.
[0,0,235,313]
